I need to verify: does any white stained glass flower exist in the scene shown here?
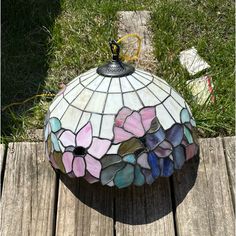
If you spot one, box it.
[44,41,199,189]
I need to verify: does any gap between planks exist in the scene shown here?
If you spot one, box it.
[0,144,7,194]
[222,136,235,210]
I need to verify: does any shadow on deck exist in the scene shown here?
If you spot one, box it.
[59,155,199,225]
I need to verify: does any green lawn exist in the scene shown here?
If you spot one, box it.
[2,0,234,143]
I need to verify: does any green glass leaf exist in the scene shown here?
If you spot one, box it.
[101,162,125,185]
[184,126,193,144]
[49,117,61,132]
[180,108,190,123]
[148,117,160,133]
[118,138,145,156]
[114,164,134,188]
[53,151,66,173]
[123,154,136,164]
[190,118,196,127]
[133,165,145,186]
[101,155,122,168]
[51,133,61,152]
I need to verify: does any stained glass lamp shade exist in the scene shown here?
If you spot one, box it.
[44,41,199,189]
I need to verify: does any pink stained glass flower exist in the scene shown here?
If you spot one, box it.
[113,107,156,144]
[59,122,111,178]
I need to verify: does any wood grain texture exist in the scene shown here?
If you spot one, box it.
[173,138,235,236]
[223,136,235,207]
[56,176,114,236]
[115,179,175,236]
[0,142,57,236]
[117,11,157,71]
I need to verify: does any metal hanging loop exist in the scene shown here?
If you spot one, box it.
[97,39,135,78]
[109,40,120,61]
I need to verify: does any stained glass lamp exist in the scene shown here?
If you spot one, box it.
[44,40,199,189]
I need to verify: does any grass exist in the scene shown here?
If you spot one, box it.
[151,0,235,137]
[2,0,234,143]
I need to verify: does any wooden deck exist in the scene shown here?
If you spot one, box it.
[0,137,235,236]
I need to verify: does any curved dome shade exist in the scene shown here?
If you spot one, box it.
[44,67,199,188]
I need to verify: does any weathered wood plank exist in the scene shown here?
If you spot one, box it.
[117,11,157,71]
[115,179,175,236]
[0,144,6,185]
[173,138,235,236]
[56,175,114,236]
[223,136,235,207]
[0,142,57,236]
